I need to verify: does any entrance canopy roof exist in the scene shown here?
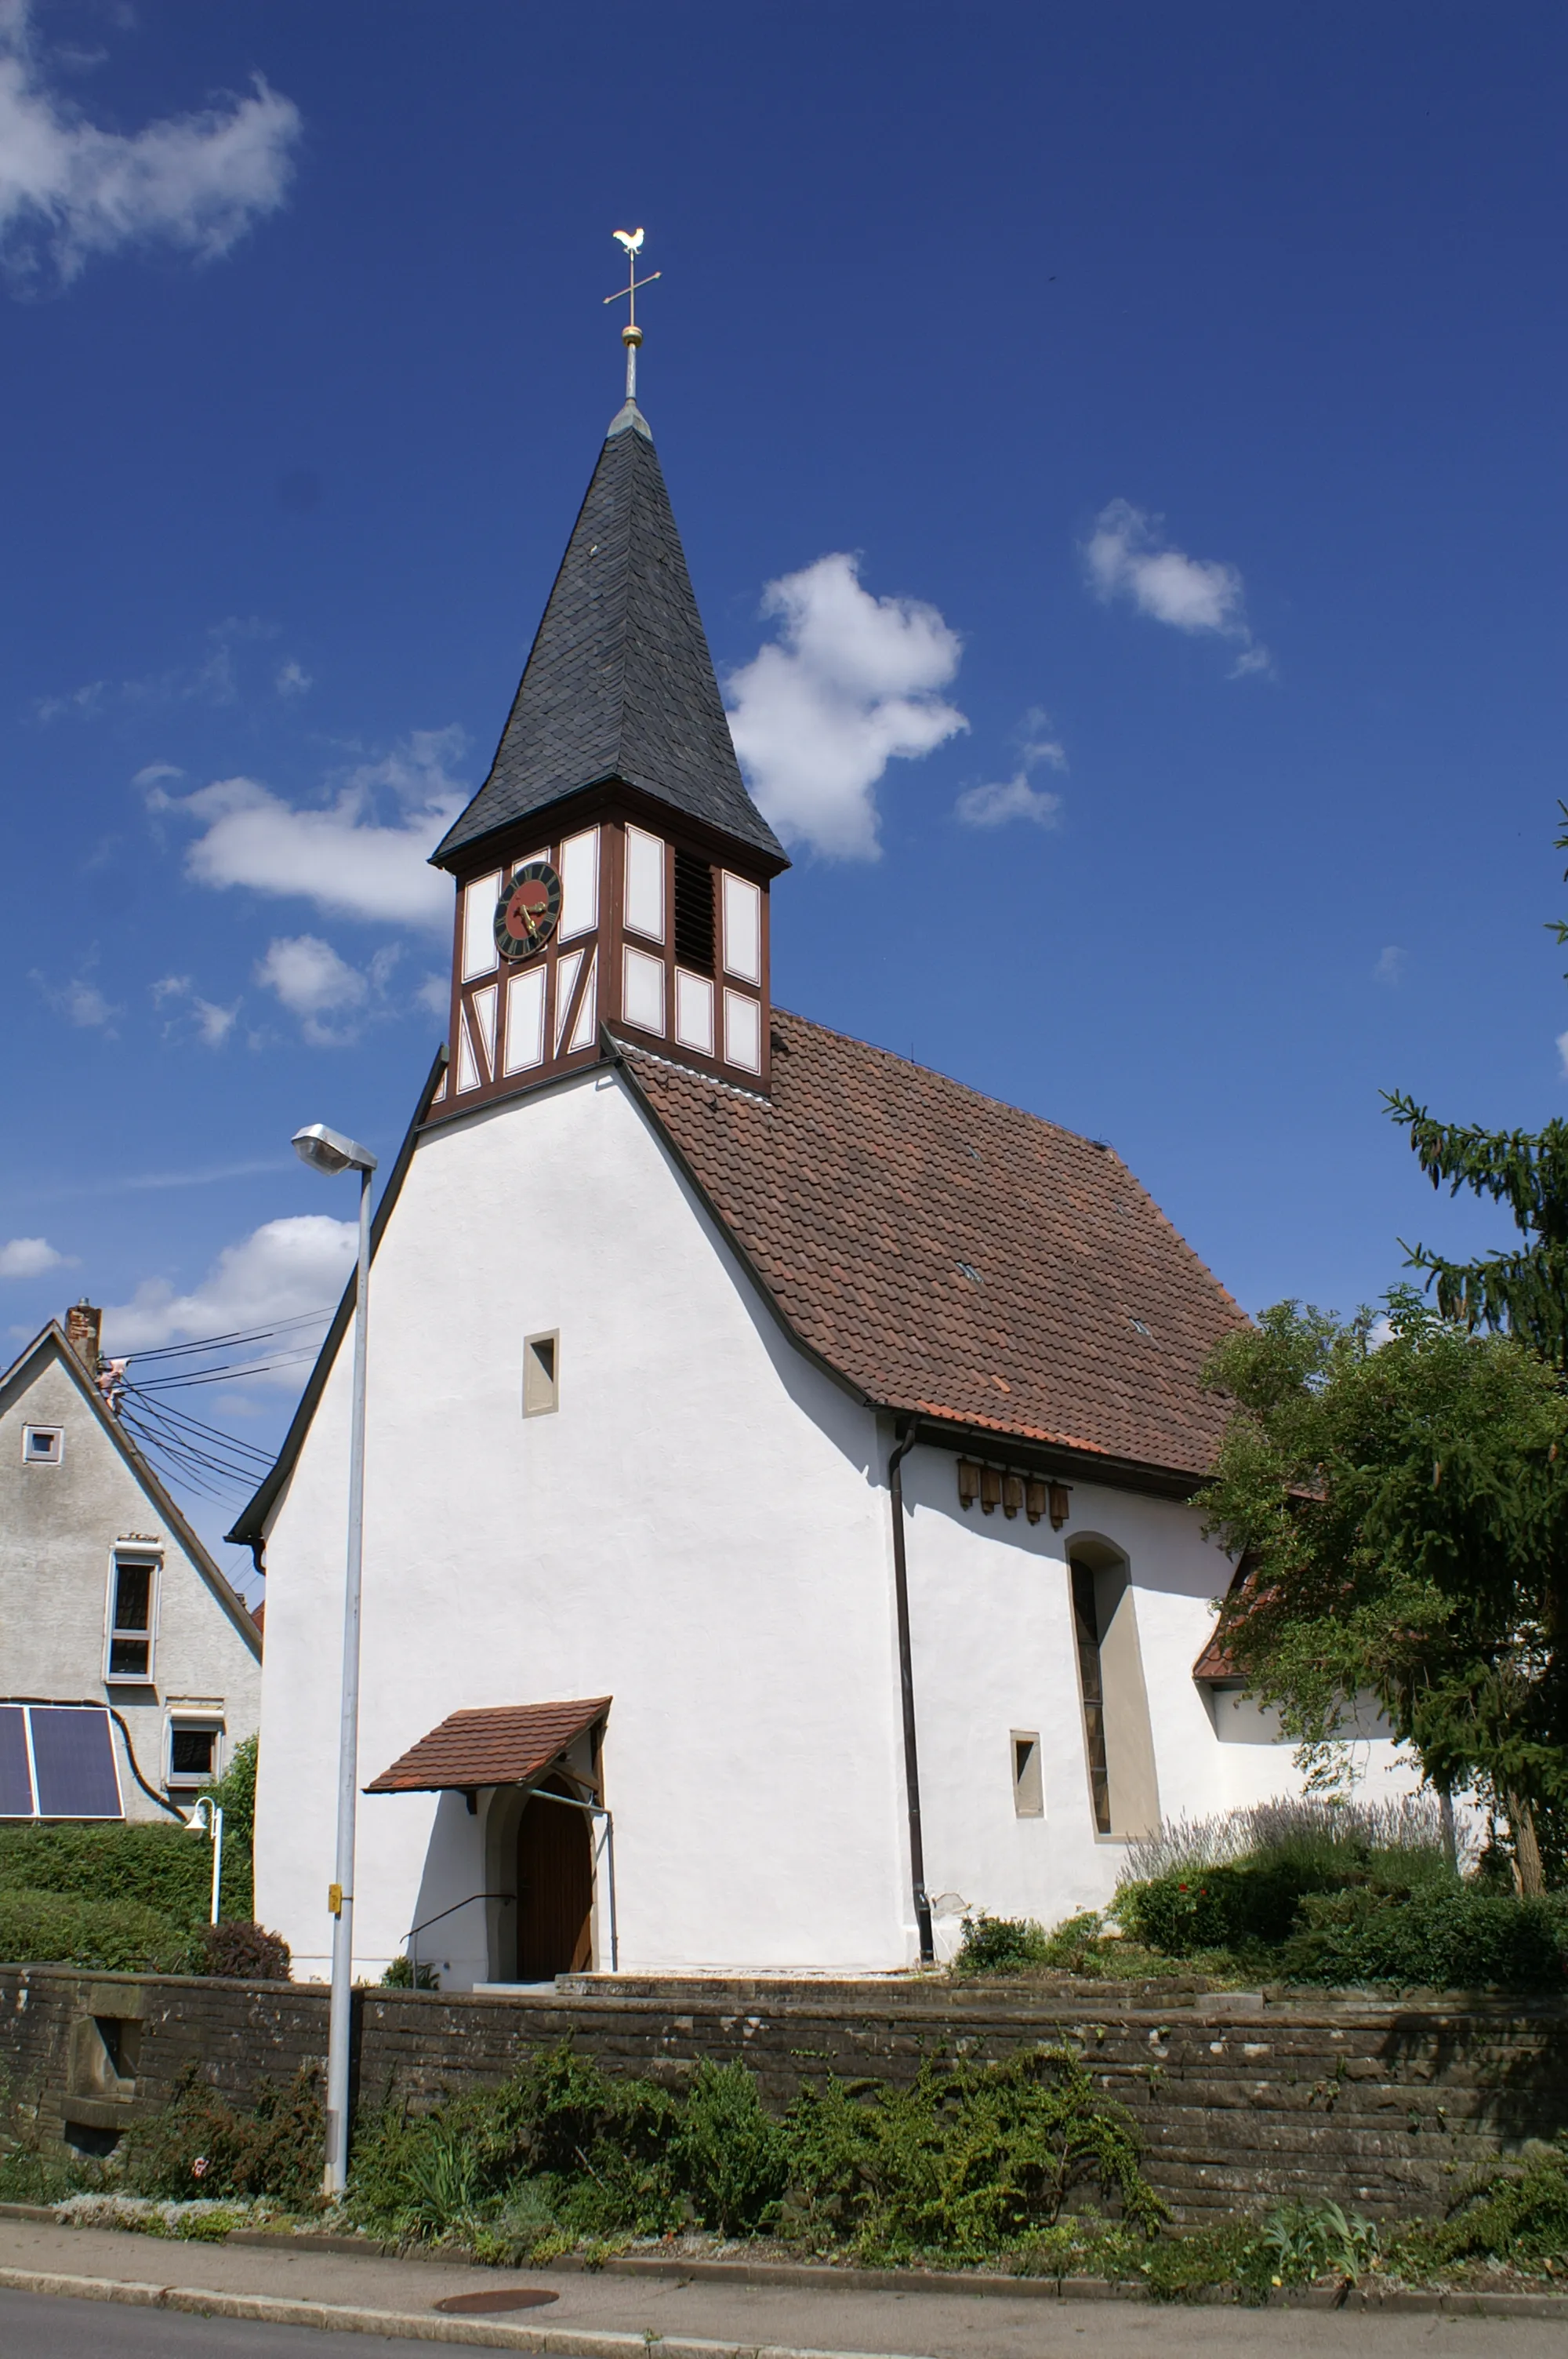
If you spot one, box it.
[365,1698,610,1795]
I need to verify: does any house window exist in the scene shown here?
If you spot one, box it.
[22,1425,62,1466]
[523,1332,559,1418]
[1011,1729,1044,1817]
[105,1554,158,1683]
[167,1723,221,1788]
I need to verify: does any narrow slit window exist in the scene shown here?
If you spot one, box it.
[1070,1562,1111,1834]
[106,1556,157,1682]
[673,849,715,974]
[1011,1729,1044,1817]
[523,1331,559,1418]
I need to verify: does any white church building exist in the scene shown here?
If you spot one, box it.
[235,383,1417,1988]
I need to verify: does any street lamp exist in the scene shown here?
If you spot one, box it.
[292,1121,378,2198]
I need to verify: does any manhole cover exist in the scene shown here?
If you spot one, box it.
[434,2287,561,2315]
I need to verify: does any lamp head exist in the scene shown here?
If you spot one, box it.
[292,1122,378,1177]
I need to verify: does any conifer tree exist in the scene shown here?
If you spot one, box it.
[1385,805,1568,1369]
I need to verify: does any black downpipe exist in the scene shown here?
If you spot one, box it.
[887,1420,935,1965]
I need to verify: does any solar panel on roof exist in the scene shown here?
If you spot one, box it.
[29,1707,122,1819]
[0,1707,33,1817]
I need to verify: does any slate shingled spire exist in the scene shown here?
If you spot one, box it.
[432,408,786,870]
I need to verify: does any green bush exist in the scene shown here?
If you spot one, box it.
[0,2146,98,2204]
[346,2041,1162,2266]
[380,1953,439,1990]
[782,2047,1163,2262]
[195,1921,290,1981]
[953,1912,1051,1974]
[123,2063,324,2210]
[0,1886,191,1973]
[0,1822,249,1933]
[1393,2136,1568,2275]
[349,2046,682,2246]
[670,2060,788,2234]
[1117,1859,1340,1956]
[1280,1887,1568,1990]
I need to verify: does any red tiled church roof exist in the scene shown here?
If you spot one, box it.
[622,1010,1247,1482]
[365,1698,610,1794]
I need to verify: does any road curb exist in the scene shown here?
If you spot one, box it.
[0,2266,928,2357]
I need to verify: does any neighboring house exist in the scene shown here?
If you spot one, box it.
[235,386,1421,1990]
[0,1308,262,1825]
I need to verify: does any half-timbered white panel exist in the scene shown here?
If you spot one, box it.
[553,950,584,1052]
[624,827,666,942]
[462,872,502,981]
[723,987,761,1073]
[622,944,666,1035]
[567,950,598,1052]
[503,967,546,1074]
[470,984,499,1081]
[722,873,761,983]
[559,828,600,942]
[455,1019,481,1093]
[674,969,714,1056]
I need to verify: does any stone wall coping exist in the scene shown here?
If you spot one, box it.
[4,1961,1566,2029]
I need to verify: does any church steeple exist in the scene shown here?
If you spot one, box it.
[427,260,785,1125]
[431,413,783,871]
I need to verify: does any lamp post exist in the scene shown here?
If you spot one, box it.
[292,1121,378,2198]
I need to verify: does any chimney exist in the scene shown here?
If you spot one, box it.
[66,1299,102,1372]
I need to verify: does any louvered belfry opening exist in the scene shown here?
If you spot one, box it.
[673,847,716,974]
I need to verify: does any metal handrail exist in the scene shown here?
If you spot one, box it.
[404,1889,513,1986]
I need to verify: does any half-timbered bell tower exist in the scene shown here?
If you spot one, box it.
[426,379,788,1119]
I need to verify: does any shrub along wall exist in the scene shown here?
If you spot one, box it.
[1,1965,1565,2224]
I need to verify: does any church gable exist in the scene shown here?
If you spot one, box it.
[619,1010,1247,1481]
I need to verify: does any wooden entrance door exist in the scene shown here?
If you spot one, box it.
[515,1777,593,1979]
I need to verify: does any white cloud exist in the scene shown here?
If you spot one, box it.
[256,935,366,1046]
[102,1215,355,1361]
[134,761,183,789]
[152,973,239,1046]
[1556,1030,1568,1081]
[955,774,1063,830]
[31,965,122,1033]
[725,553,967,860]
[275,659,311,698]
[34,677,104,722]
[1374,945,1406,986]
[1085,500,1271,676]
[149,726,466,931]
[0,1235,74,1279]
[415,972,449,1017]
[955,705,1067,830]
[0,5,300,287]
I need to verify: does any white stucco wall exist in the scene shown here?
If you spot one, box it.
[254,1065,1424,1984]
[0,1341,262,1819]
[899,1451,1422,1955]
[255,1069,910,1984]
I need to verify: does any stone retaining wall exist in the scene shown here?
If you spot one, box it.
[2,1965,1565,2223]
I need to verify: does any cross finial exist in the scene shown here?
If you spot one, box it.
[604,227,661,406]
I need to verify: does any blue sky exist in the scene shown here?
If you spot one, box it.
[3,2,1566,1582]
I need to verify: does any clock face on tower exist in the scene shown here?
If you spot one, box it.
[494,861,562,961]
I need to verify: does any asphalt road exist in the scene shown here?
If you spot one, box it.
[0,2287,432,2354]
